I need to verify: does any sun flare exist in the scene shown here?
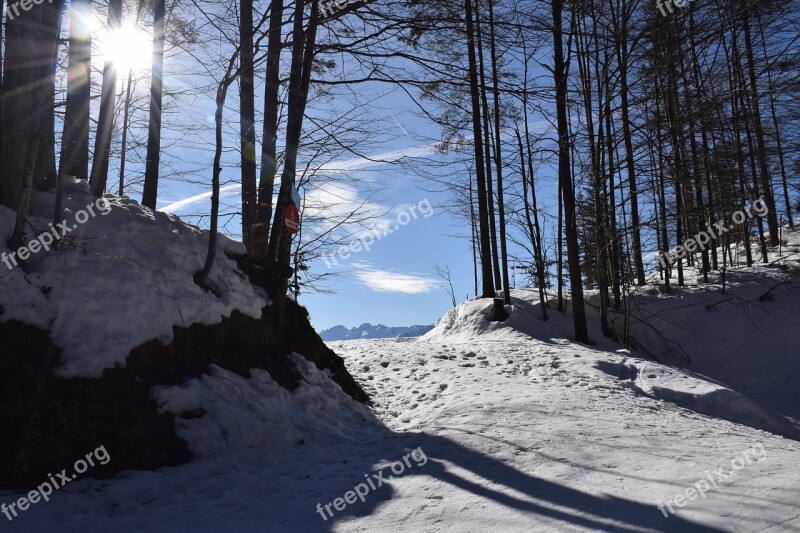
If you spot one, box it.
[102,24,152,75]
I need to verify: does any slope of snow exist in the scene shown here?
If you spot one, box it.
[3,276,799,532]
[617,226,800,427]
[0,180,268,377]
[152,355,380,461]
[0,214,800,533]
[426,286,800,440]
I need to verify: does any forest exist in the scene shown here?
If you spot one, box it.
[1,0,799,530]
[1,0,798,339]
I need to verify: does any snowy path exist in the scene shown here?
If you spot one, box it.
[328,337,799,532]
[6,332,798,532]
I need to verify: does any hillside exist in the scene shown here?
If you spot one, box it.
[3,227,799,532]
[0,182,366,488]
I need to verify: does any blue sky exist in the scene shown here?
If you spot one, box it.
[158,137,480,331]
[107,12,559,333]
[152,84,563,332]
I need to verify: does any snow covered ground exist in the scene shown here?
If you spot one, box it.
[3,287,799,532]
[2,196,798,531]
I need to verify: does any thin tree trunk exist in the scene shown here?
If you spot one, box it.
[517,127,548,320]
[267,0,319,282]
[576,8,610,335]
[195,54,240,295]
[469,175,479,297]
[554,0,588,342]
[475,1,501,290]
[254,0,284,256]
[487,0,510,305]
[240,0,257,251]
[741,7,778,245]
[59,0,92,183]
[90,0,122,197]
[142,0,166,208]
[464,0,495,298]
[119,71,133,195]
[757,15,793,229]
[613,6,645,286]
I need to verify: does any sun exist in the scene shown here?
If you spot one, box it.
[102,23,153,75]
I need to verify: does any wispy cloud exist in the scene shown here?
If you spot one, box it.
[158,141,437,215]
[353,266,439,294]
[160,183,242,214]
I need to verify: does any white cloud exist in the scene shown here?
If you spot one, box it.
[160,183,242,214]
[316,142,439,173]
[353,267,439,294]
[158,141,438,215]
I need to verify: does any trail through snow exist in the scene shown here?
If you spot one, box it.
[5,321,798,532]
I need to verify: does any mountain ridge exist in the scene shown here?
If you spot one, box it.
[320,323,434,341]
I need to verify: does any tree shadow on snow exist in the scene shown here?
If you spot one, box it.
[309,430,723,533]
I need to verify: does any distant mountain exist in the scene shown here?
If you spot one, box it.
[319,323,434,342]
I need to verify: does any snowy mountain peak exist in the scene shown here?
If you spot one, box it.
[319,323,433,341]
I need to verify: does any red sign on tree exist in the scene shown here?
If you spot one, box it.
[284,203,300,235]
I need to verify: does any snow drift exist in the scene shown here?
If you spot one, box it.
[423,226,800,443]
[0,182,367,489]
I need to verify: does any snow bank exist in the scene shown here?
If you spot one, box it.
[0,183,269,378]
[423,290,574,344]
[153,354,379,460]
[621,225,800,427]
[421,274,800,440]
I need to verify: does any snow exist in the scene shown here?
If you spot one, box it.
[151,355,380,461]
[0,185,268,377]
[2,206,799,531]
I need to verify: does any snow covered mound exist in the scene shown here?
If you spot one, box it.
[622,225,800,427]
[0,181,268,377]
[423,289,574,343]
[0,182,368,489]
[153,355,380,461]
[422,275,800,441]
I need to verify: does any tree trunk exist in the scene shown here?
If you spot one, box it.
[34,78,57,191]
[610,0,645,286]
[90,0,122,197]
[487,0,510,305]
[553,0,588,342]
[266,0,319,288]
[240,0,257,251]
[464,0,495,298]
[741,8,779,245]
[119,71,133,195]
[59,0,92,183]
[1,0,64,209]
[142,0,166,208]
[195,56,239,297]
[253,0,285,257]
[475,2,501,291]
